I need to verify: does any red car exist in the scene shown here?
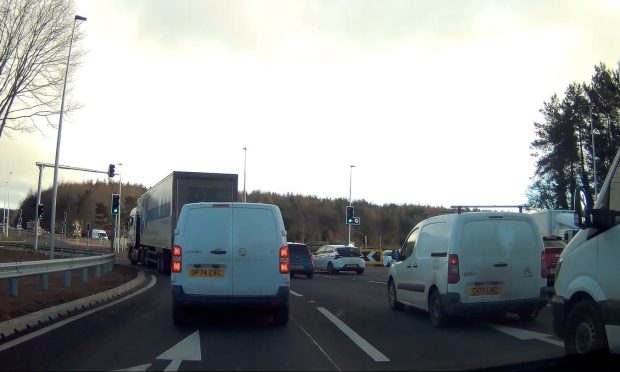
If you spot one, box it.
[541,235,567,286]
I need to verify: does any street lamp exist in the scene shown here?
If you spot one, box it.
[348,165,356,246]
[49,14,86,258]
[589,103,598,196]
[243,147,247,202]
[7,171,12,236]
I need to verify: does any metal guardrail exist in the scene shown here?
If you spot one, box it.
[0,253,115,280]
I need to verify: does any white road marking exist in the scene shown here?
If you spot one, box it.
[315,275,339,279]
[290,290,303,297]
[113,363,152,371]
[157,330,202,371]
[488,324,564,347]
[367,281,386,285]
[317,307,390,362]
[293,319,341,371]
[0,275,157,353]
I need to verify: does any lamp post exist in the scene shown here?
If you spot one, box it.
[6,171,11,236]
[589,104,598,196]
[243,147,247,202]
[348,165,356,246]
[49,15,86,258]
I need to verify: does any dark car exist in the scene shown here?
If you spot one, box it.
[288,242,314,279]
[541,235,567,286]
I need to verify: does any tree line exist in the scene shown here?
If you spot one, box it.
[10,181,451,248]
[528,61,620,209]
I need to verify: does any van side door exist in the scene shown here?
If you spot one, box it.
[597,160,620,313]
[394,228,421,306]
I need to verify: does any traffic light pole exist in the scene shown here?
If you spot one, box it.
[34,164,44,253]
[348,165,355,246]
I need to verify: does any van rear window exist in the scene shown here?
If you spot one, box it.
[462,220,537,257]
[289,245,309,255]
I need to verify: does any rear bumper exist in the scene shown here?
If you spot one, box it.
[440,288,548,317]
[172,285,289,309]
[333,260,365,271]
[290,261,314,274]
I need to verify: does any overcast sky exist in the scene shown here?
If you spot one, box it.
[1,0,619,213]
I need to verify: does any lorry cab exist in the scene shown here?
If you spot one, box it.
[552,147,620,356]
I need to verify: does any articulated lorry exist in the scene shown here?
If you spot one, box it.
[528,209,579,241]
[127,171,238,274]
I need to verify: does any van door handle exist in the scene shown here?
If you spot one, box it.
[493,262,508,267]
[407,264,418,268]
[210,249,227,255]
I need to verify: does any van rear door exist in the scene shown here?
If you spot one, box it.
[232,204,284,296]
[178,204,233,296]
[458,216,541,303]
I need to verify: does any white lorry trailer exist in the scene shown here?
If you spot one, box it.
[127,171,238,274]
[529,209,579,241]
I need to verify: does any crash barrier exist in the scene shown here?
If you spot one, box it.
[0,253,115,297]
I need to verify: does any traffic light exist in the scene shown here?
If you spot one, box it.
[346,205,354,224]
[111,193,120,215]
[108,163,116,178]
[37,204,44,219]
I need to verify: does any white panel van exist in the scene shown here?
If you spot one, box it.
[552,147,620,356]
[388,211,547,327]
[170,202,290,326]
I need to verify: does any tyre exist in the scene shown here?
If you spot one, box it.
[565,300,609,355]
[290,273,295,278]
[129,250,138,265]
[327,262,337,275]
[429,289,447,327]
[157,253,163,273]
[388,279,403,311]
[356,269,364,275]
[273,306,289,326]
[172,304,188,326]
[518,308,540,322]
[306,271,314,279]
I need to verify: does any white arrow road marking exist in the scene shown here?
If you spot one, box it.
[367,281,386,285]
[488,324,564,347]
[113,363,152,371]
[317,307,390,362]
[156,330,202,371]
[315,275,339,279]
[290,290,303,297]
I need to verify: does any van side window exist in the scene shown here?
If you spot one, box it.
[417,222,449,257]
[401,228,420,259]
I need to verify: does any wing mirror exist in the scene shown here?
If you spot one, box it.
[391,250,401,261]
[574,186,592,228]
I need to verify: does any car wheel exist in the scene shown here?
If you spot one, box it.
[429,289,447,327]
[565,300,609,355]
[273,306,289,326]
[518,308,540,322]
[356,269,364,275]
[327,262,336,275]
[172,304,188,326]
[306,271,314,279]
[388,279,403,311]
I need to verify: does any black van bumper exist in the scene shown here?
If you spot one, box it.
[440,288,548,317]
[172,285,289,309]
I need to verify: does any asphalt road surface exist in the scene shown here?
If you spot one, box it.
[0,264,575,371]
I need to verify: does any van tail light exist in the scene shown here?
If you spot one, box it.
[279,245,289,274]
[172,245,182,273]
[448,254,460,284]
[541,251,548,278]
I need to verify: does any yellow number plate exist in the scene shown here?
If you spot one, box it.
[189,268,224,278]
[469,286,503,296]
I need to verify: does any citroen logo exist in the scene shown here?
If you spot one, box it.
[523,268,532,278]
[239,248,248,256]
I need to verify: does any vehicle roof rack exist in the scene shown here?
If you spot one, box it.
[450,205,528,214]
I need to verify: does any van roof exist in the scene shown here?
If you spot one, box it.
[423,211,535,224]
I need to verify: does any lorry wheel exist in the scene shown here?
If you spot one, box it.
[273,306,289,326]
[565,300,609,355]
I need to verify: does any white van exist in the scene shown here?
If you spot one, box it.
[90,228,108,240]
[171,202,290,326]
[388,211,547,327]
[552,147,620,356]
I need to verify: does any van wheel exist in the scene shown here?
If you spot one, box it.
[388,279,403,311]
[156,253,163,273]
[429,289,447,327]
[273,306,289,326]
[327,262,337,275]
[565,301,609,355]
[172,305,188,326]
[306,271,314,279]
[518,308,540,321]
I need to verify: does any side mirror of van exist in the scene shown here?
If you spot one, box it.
[574,186,592,228]
[391,250,401,261]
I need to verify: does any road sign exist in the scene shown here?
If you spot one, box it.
[361,250,380,263]
[352,217,360,225]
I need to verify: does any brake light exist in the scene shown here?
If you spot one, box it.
[448,254,460,284]
[279,245,289,274]
[172,245,182,273]
[541,251,548,278]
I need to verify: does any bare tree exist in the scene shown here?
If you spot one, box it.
[0,0,84,139]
